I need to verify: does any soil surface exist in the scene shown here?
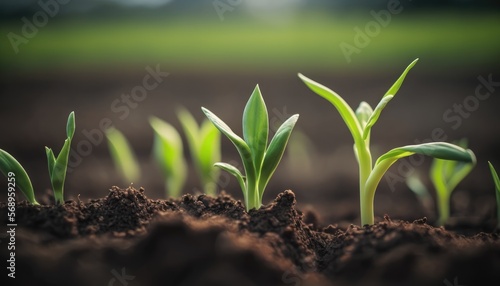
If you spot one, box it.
[2,187,499,286]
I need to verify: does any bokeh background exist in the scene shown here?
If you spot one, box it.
[1,0,500,225]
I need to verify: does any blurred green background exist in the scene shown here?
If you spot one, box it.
[1,1,500,72]
[1,0,500,223]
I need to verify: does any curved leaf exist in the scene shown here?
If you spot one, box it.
[298,73,363,144]
[258,114,299,199]
[243,85,268,171]
[384,58,419,97]
[202,107,255,180]
[0,149,38,205]
[215,162,246,199]
[376,142,475,166]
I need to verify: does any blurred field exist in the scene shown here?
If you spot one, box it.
[1,12,500,72]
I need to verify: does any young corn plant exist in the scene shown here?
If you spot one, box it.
[149,116,187,198]
[202,84,299,211]
[45,111,75,204]
[177,107,221,196]
[299,59,476,225]
[488,161,500,229]
[0,149,39,205]
[105,127,141,184]
[430,138,475,225]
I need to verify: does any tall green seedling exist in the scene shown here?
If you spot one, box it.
[202,85,299,211]
[45,111,75,204]
[178,107,221,196]
[299,59,475,225]
[105,127,141,184]
[430,138,475,225]
[149,116,187,198]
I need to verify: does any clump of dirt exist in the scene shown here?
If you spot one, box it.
[1,187,499,286]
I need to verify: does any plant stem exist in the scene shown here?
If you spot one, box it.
[436,191,450,226]
[363,158,395,225]
[356,141,373,225]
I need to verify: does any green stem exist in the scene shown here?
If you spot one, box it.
[246,174,259,211]
[356,140,373,225]
[54,191,64,205]
[363,158,395,225]
[436,187,450,226]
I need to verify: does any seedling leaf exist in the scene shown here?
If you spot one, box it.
[214,162,246,200]
[259,114,299,199]
[150,116,187,198]
[243,85,268,171]
[0,149,38,205]
[298,73,362,144]
[46,111,75,204]
[105,127,141,183]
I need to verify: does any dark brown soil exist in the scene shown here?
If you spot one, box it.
[2,187,499,286]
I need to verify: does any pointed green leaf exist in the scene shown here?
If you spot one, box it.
[298,73,363,144]
[384,58,419,98]
[66,111,76,139]
[243,85,268,171]
[0,149,38,205]
[361,59,418,140]
[105,127,141,183]
[45,147,55,180]
[258,114,299,199]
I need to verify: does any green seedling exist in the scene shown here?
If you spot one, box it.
[202,85,299,211]
[45,111,75,204]
[0,149,39,205]
[105,127,141,184]
[488,161,500,228]
[149,116,187,198]
[177,107,221,196]
[430,139,475,225]
[299,59,476,225]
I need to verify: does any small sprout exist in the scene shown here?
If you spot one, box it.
[177,107,221,196]
[45,111,75,204]
[299,59,476,225]
[0,149,39,205]
[202,85,299,211]
[430,138,475,225]
[105,127,141,184]
[149,116,187,198]
[488,161,500,228]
